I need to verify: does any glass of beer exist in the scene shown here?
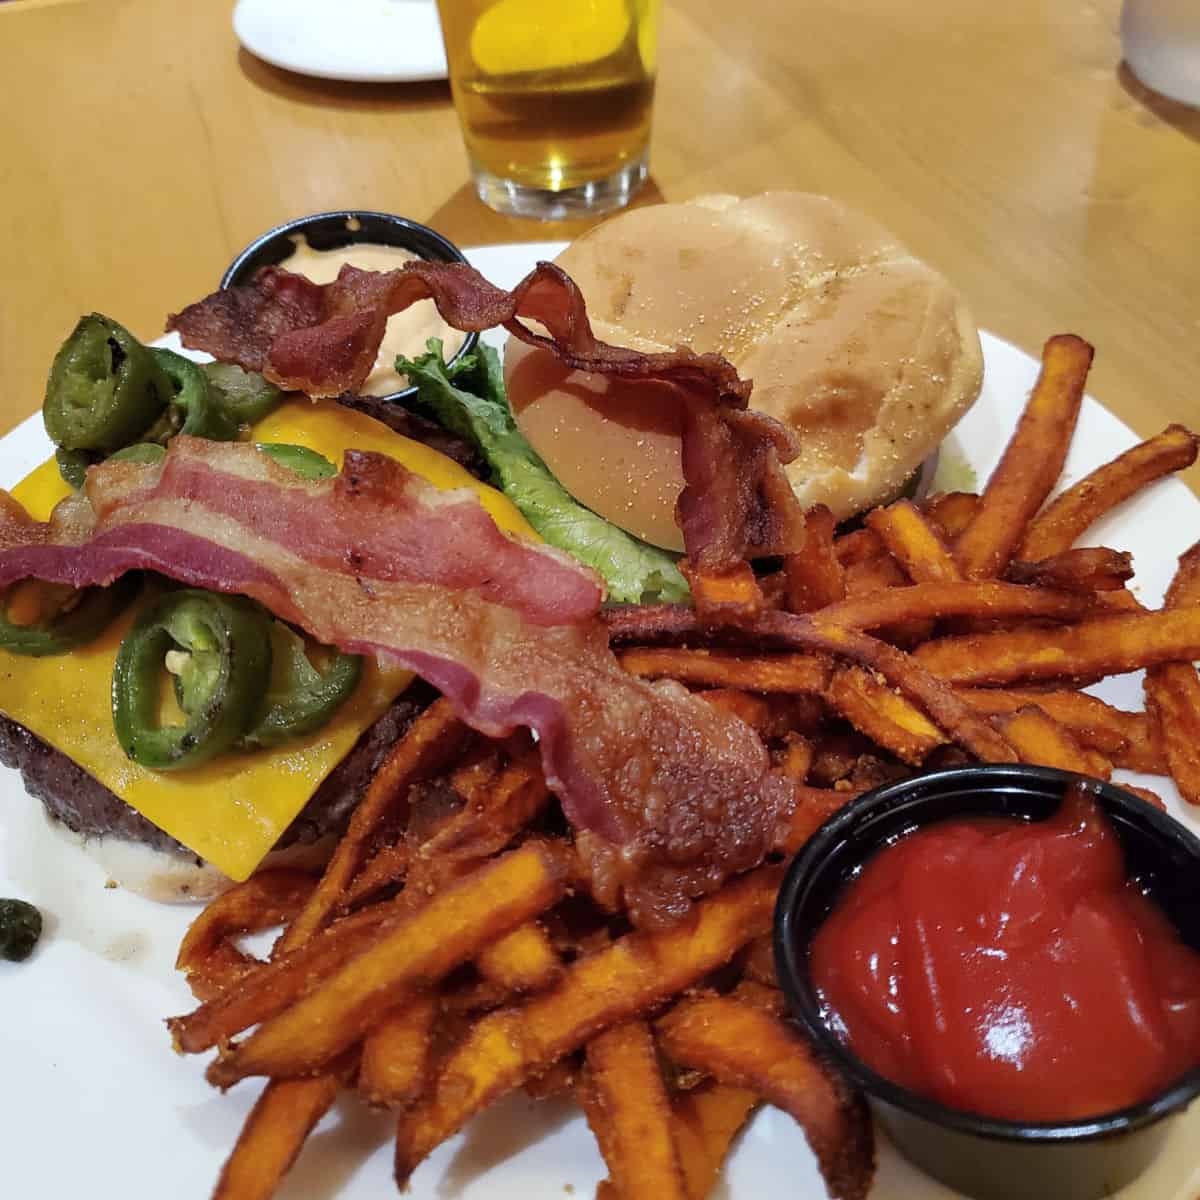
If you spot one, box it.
[436,0,661,219]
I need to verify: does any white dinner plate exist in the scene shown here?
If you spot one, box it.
[2,241,1199,1200]
[233,0,448,84]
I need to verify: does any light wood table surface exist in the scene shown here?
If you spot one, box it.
[1,0,1197,488]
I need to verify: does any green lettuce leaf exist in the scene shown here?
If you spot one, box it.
[397,340,689,604]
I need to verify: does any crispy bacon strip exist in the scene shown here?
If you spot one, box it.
[168,267,326,373]
[0,440,794,924]
[169,260,805,570]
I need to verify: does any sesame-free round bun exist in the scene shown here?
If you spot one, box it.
[505,192,984,551]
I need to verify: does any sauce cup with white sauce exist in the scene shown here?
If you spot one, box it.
[220,211,477,403]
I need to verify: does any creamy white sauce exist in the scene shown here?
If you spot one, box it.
[281,238,466,396]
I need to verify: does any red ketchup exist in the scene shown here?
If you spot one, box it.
[810,787,1200,1121]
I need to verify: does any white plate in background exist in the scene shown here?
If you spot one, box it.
[234,0,447,83]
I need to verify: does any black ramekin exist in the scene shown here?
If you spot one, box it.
[219,210,478,404]
[774,765,1200,1200]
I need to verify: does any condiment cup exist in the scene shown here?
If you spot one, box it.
[773,765,1200,1200]
[220,210,478,404]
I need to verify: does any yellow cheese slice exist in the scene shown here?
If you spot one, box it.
[0,400,533,880]
[0,610,405,881]
[11,455,73,523]
[251,399,535,540]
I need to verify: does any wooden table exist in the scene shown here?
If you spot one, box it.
[2,0,1198,489]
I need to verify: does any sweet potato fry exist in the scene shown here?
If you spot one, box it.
[1020,425,1200,560]
[579,1021,688,1200]
[915,606,1200,686]
[740,935,780,990]
[956,688,1164,774]
[276,699,468,954]
[994,706,1114,779]
[842,554,908,597]
[699,687,773,732]
[923,491,980,539]
[817,580,1098,630]
[203,721,471,1200]
[682,560,765,626]
[785,505,847,612]
[339,841,412,912]
[674,1081,759,1200]
[393,864,782,1184]
[169,902,401,1055]
[358,992,439,1108]
[1145,665,1200,806]
[955,334,1092,579]
[619,646,832,695]
[779,785,867,853]
[866,499,962,584]
[1145,542,1200,805]
[476,922,561,994]
[766,693,828,737]
[657,994,874,1200]
[418,755,550,861]
[208,840,570,1088]
[212,1074,341,1200]
[448,746,503,806]
[523,1059,578,1101]
[1123,784,1167,811]
[1162,542,1200,604]
[608,606,1015,764]
[205,709,465,1199]
[176,870,316,1002]
[1006,547,1133,593]
[774,731,815,783]
[834,527,885,568]
[842,553,933,644]
[736,609,1017,763]
[808,734,862,787]
[826,666,946,766]
[731,977,786,1015]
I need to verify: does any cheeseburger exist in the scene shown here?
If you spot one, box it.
[0,194,984,904]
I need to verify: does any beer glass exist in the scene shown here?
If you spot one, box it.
[436,0,661,219]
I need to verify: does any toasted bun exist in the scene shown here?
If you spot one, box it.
[505,192,984,550]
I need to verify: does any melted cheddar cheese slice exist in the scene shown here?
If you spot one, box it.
[0,401,531,882]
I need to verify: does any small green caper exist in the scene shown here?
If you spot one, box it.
[0,898,43,962]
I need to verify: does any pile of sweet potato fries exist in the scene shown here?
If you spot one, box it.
[167,333,1200,1200]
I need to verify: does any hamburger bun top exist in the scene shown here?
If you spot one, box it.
[504,191,984,551]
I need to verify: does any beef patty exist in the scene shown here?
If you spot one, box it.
[0,681,437,861]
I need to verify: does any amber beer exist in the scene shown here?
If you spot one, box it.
[436,0,661,218]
